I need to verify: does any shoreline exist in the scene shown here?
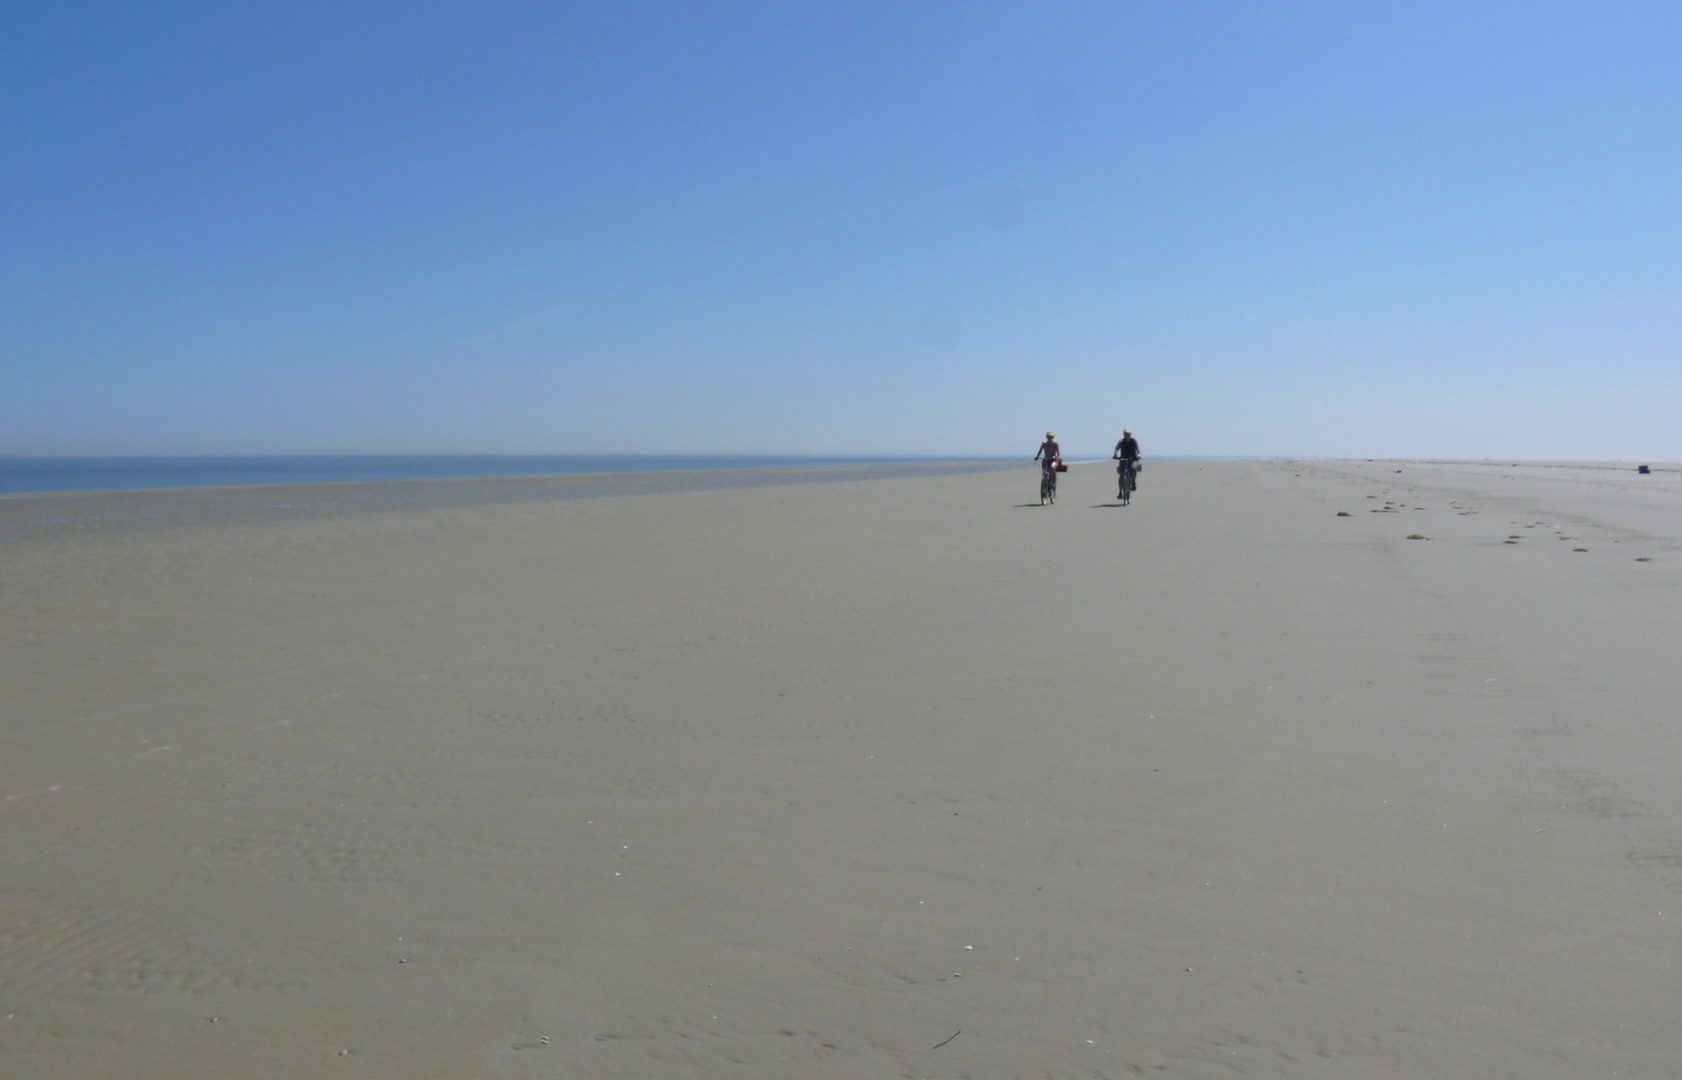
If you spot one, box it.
[0,455,1020,499]
[0,459,1024,541]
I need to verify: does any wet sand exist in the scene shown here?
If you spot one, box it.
[3,460,1680,1078]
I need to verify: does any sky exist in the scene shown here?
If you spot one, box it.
[3,2,1679,459]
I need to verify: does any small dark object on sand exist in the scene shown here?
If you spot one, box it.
[1337,511,1351,517]
[1638,465,1650,474]
[933,1030,962,1050]
[1406,534,1429,540]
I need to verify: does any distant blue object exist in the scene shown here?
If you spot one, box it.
[1638,465,1650,474]
[0,455,971,495]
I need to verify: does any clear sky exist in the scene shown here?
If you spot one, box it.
[4,3,1679,459]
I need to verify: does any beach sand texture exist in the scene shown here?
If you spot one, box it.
[3,460,1680,1078]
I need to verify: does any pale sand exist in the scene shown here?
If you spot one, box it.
[3,460,1680,1078]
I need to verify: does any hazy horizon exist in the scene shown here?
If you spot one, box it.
[6,4,1679,460]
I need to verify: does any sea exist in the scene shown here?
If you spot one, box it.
[0,455,989,496]
[0,455,1021,540]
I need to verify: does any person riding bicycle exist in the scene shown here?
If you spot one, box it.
[1035,431,1063,504]
[1113,429,1140,501]
[1035,431,1062,473]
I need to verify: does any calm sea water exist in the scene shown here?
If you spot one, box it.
[0,455,1023,540]
[0,455,965,495]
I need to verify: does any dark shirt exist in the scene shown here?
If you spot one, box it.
[1115,436,1139,462]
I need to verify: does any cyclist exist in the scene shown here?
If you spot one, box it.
[1035,431,1062,468]
[1035,431,1062,504]
[1113,429,1140,503]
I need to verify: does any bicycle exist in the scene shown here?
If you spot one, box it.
[1117,459,1136,505]
[1040,461,1058,505]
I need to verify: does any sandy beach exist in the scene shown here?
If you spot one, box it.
[3,459,1680,1079]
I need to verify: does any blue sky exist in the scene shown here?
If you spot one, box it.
[4,2,1679,458]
